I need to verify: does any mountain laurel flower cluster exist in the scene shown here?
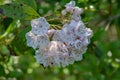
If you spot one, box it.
[25,1,93,67]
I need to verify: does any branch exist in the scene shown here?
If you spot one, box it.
[108,14,120,21]
[105,14,120,31]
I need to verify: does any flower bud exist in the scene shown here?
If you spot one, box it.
[61,10,67,15]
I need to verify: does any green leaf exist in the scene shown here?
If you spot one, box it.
[16,0,37,10]
[91,28,105,42]
[1,2,40,20]
[0,19,19,39]
[109,40,120,58]
[0,0,4,5]
[18,55,34,72]
[6,70,22,78]
[0,64,5,76]
[10,26,34,55]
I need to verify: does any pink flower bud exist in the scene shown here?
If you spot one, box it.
[47,29,55,37]
[61,10,67,15]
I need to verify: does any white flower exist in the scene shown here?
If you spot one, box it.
[74,21,86,36]
[35,41,69,67]
[82,37,89,46]
[36,34,50,49]
[65,1,75,14]
[73,7,84,15]
[26,1,93,67]
[65,1,75,8]
[31,17,50,35]
[72,14,81,21]
[53,29,76,45]
[61,9,67,15]
[35,50,45,64]
[25,32,37,49]
[86,28,93,38]
[74,53,83,61]
[74,40,82,49]
[53,30,65,42]
[64,1,84,15]
[66,56,75,65]
[69,20,78,27]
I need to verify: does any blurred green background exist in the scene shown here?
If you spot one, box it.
[0,0,120,80]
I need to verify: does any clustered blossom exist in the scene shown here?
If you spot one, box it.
[26,1,93,67]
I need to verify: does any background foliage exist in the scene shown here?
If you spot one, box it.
[0,0,120,80]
